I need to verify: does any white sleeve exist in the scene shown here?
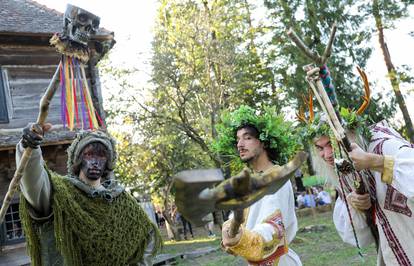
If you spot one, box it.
[333,197,375,247]
[284,193,298,243]
[276,181,298,243]
[16,141,51,216]
[368,125,414,198]
[385,144,414,198]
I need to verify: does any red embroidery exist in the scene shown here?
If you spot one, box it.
[248,245,288,266]
[384,185,412,217]
[366,172,411,265]
[265,212,284,240]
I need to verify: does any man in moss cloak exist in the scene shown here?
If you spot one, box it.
[17,123,162,266]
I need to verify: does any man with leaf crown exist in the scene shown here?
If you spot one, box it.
[298,66,414,266]
[17,124,162,266]
[214,105,302,266]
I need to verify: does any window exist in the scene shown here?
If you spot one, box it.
[0,68,9,123]
[1,202,25,245]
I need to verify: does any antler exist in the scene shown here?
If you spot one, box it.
[308,90,314,122]
[356,66,371,115]
[297,90,314,123]
[296,106,306,123]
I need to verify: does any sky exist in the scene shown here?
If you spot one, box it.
[35,0,158,87]
[34,0,414,127]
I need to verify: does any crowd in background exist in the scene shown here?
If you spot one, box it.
[296,186,332,209]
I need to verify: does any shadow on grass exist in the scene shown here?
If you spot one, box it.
[162,210,378,266]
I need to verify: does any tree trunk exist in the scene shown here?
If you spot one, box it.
[162,183,181,241]
[372,0,414,142]
[163,209,181,241]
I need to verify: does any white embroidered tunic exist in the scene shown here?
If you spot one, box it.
[226,180,302,266]
[333,121,414,266]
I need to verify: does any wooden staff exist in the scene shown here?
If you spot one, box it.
[287,24,379,251]
[0,65,61,224]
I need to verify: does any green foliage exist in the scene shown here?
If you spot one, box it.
[340,107,372,140]
[147,0,286,169]
[297,108,372,145]
[111,124,212,200]
[302,175,326,187]
[263,0,396,122]
[297,113,331,145]
[212,105,299,173]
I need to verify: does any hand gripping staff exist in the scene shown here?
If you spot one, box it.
[0,4,102,224]
[287,23,379,256]
[173,152,307,238]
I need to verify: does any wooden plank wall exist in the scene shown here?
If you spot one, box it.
[0,45,94,129]
[0,144,70,203]
[4,65,61,129]
[0,45,59,66]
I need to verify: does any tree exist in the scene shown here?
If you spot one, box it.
[146,0,279,170]
[263,0,396,122]
[371,0,414,141]
[111,120,212,240]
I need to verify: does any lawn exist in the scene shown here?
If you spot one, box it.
[161,209,377,265]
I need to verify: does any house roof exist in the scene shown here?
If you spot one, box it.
[0,0,113,38]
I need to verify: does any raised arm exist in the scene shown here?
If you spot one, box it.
[16,123,52,217]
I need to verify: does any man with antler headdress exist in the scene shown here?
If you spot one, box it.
[299,67,414,265]
[289,22,414,265]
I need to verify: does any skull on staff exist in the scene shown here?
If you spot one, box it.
[63,4,100,46]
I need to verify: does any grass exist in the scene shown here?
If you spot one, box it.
[161,209,377,265]
[162,238,221,255]
[291,211,377,266]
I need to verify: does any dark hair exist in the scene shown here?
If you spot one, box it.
[236,124,260,139]
[71,142,112,179]
[236,124,279,163]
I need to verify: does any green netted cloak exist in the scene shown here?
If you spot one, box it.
[20,171,162,266]
[212,105,299,173]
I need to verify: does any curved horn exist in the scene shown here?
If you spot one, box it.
[356,66,371,115]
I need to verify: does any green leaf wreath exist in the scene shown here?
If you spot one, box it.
[212,105,299,173]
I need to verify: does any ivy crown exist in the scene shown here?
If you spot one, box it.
[212,105,299,171]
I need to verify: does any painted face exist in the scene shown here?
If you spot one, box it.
[236,128,265,162]
[314,135,334,166]
[80,146,108,180]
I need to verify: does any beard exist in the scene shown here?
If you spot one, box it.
[240,147,262,163]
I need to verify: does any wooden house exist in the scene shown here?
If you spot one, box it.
[0,0,115,250]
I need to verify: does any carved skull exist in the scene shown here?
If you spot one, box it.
[63,4,100,46]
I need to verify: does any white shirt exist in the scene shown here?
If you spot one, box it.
[246,180,302,266]
[333,121,414,265]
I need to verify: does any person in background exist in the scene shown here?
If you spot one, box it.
[316,186,331,206]
[303,188,316,208]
